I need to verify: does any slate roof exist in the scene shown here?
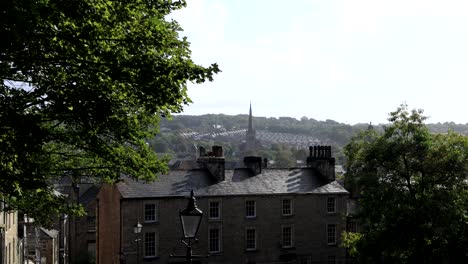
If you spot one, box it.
[40,228,59,239]
[117,168,348,199]
[79,185,100,205]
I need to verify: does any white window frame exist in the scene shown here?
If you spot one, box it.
[245,200,256,218]
[281,225,294,248]
[144,202,157,223]
[282,199,292,216]
[208,227,221,253]
[327,197,336,213]
[327,224,336,245]
[144,231,158,257]
[245,227,257,251]
[87,216,96,232]
[208,200,221,220]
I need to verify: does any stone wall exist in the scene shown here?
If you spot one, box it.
[117,193,348,264]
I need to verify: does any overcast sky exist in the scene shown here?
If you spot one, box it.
[172,0,468,125]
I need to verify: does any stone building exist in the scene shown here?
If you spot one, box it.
[70,185,99,264]
[53,179,99,264]
[97,145,349,264]
[0,201,20,264]
[24,226,59,264]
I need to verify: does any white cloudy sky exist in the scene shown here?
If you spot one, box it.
[172,0,468,124]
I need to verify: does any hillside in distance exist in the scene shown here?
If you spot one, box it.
[150,114,468,166]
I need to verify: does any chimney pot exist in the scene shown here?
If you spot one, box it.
[212,145,223,157]
[244,156,262,176]
[197,145,225,182]
[199,146,206,157]
[306,145,335,182]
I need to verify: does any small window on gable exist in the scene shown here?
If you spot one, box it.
[327,197,336,213]
[209,201,221,219]
[282,199,292,216]
[144,203,157,222]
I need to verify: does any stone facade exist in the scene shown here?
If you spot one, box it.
[69,185,99,264]
[52,180,100,264]
[1,202,20,264]
[98,146,349,264]
[24,226,59,264]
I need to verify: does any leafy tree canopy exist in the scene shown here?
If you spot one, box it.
[344,105,468,263]
[0,0,219,225]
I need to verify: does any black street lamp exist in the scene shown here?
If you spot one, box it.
[134,220,142,264]
[180,190,203,240]
[172,190,204,264]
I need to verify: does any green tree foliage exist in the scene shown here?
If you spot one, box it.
[0,0,219,225]
[344,105,468,263]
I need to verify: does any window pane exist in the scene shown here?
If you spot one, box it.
[246,201,255,217]
[144,232,156,257]
[209,228,220,252]
[282,226,292,247]
[145,204,156,222]
[87,242,96,263]
[246,229,256,250]
[209,201,220,219]
[347,221,357,233]
[282,199,291,215]
[327,224,336,245]
[87,216,96,232]
[327,197,335,213]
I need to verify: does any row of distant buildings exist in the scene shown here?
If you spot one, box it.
[1,182,98,264]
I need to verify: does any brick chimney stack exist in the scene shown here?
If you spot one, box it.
[244,156,262,176]
[197,145,225,182]
[306,145,335,182]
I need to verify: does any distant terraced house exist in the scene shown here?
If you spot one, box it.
[97,145,350,264]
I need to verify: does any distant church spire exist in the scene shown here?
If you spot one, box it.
[246,102,256,148]
[248,102,253,132]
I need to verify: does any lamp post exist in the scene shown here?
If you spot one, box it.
[178,190,203,264]
[133,221,142,264]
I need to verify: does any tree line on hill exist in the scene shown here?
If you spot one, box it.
[151,114,468,165]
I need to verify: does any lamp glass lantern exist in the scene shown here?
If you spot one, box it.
[134,221,142,234]
[179,190,203,239]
